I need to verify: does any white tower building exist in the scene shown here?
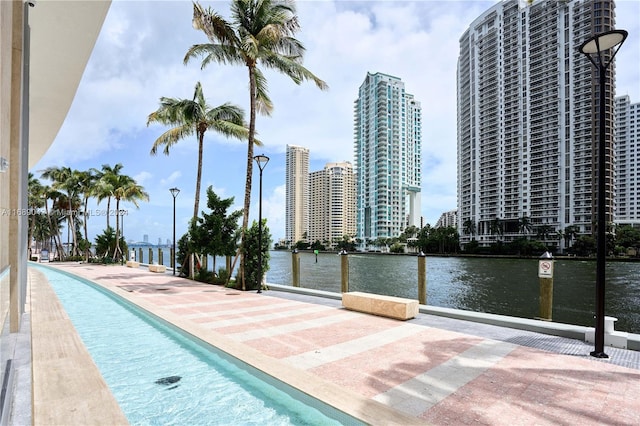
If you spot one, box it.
[457,0,618,249]
[615,95,640,227]
[285,145,309,245]
[308,162,356,246]
[354,72,422,245]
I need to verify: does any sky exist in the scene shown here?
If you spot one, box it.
[32,0,640,245]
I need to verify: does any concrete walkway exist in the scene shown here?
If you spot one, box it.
[32,263,640,425]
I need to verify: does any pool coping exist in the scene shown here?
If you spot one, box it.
[29,268,129,425]
[32,264,424,426]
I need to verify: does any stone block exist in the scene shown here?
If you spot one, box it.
[126,261,140,268]
[148,264,166,273]
[342,291,418,320]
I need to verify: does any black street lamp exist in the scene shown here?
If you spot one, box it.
[254,154,269,293]
[170,187,180,276]
[579,29,627,359]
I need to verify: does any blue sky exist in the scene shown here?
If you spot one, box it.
[32,0,640,245]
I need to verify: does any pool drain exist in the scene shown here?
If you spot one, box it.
[155,375,181,387]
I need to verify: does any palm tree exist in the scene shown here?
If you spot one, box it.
[41,166,83,257]
[489,217,504,239]
[76,169,97,260]
[186,0,328,289]
[518,215,533,237]
[40,185,65,260]
[147,81,250,219]
[462,218,476,238]
[27,173,45,257]
[92,163,124,230]
[111,175,149,261]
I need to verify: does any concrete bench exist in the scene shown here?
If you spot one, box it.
[126,261,140,268]
[342,291,419,320]
[148,264,166,273]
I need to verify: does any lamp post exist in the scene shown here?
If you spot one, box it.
[119,209,126,265]
[579,29,627,358]
[170,187,180,276]
[254,154,269,293]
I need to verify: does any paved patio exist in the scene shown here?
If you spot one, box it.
[30,263,640,425]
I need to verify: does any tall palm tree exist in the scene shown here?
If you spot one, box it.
[147,81,250,220]
[186,0,328,288]
[40,185,65,260]
[41,166,83,257]
[76,170,97,260]
[92,163,124,230]
[27,173,45,257]
[111,175,149,261]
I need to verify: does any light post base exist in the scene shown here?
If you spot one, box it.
[590,350,609,359]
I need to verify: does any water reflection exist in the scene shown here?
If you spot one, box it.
[266,251,640,334]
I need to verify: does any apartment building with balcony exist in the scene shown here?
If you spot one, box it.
[308,162,356,246]
[457,0,618,249]
[354,72,422,245]
[285,145,309,245]
[615,95,640,227]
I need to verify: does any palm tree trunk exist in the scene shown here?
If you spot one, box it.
[106,197,111,230]
[83,197,90,261]
[239,66,258,291]
[193,130,204,220]
[45,200,63,261]
[112,198,121,261]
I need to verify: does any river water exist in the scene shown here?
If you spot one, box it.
[266,251,640,334]
[128,246,640,334]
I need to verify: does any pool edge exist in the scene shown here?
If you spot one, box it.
[34,263,424,426]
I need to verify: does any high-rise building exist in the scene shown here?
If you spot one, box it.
[143,234,149,243]
[285,145,309,245]
[457,0,618,249]
[308,162,356,246]
[615,95,640,227]
[354,72,422,244]
[436,210,458,229]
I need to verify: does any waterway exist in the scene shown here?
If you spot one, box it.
[266,251,640,334]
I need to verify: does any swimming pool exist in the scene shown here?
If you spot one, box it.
[33,265,363,425]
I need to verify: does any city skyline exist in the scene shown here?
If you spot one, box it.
[30,0,640,244]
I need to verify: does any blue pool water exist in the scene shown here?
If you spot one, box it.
[33,265,362,426]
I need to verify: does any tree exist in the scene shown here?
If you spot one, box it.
[462,218,476,238]
[147,81,249,219]
[111,174,149,262]
[190,187,242,273]
[40,166,82,257]
[241,219,272,291]
[615,225,640,251]
[187,0,328,289]
[518,215,532,237]
[76,169,97,261]
[571,235,596,257]
[92,163,123,230]
[535,224,554,243]
[27,173,45,257]
[489,217,504,239]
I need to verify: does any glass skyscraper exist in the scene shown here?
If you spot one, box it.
[354,72,422,245]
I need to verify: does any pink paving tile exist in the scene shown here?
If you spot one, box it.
[422,346,640,425]
[309,329,484,398]
[211,307,347,335]
[247,315,405,358]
